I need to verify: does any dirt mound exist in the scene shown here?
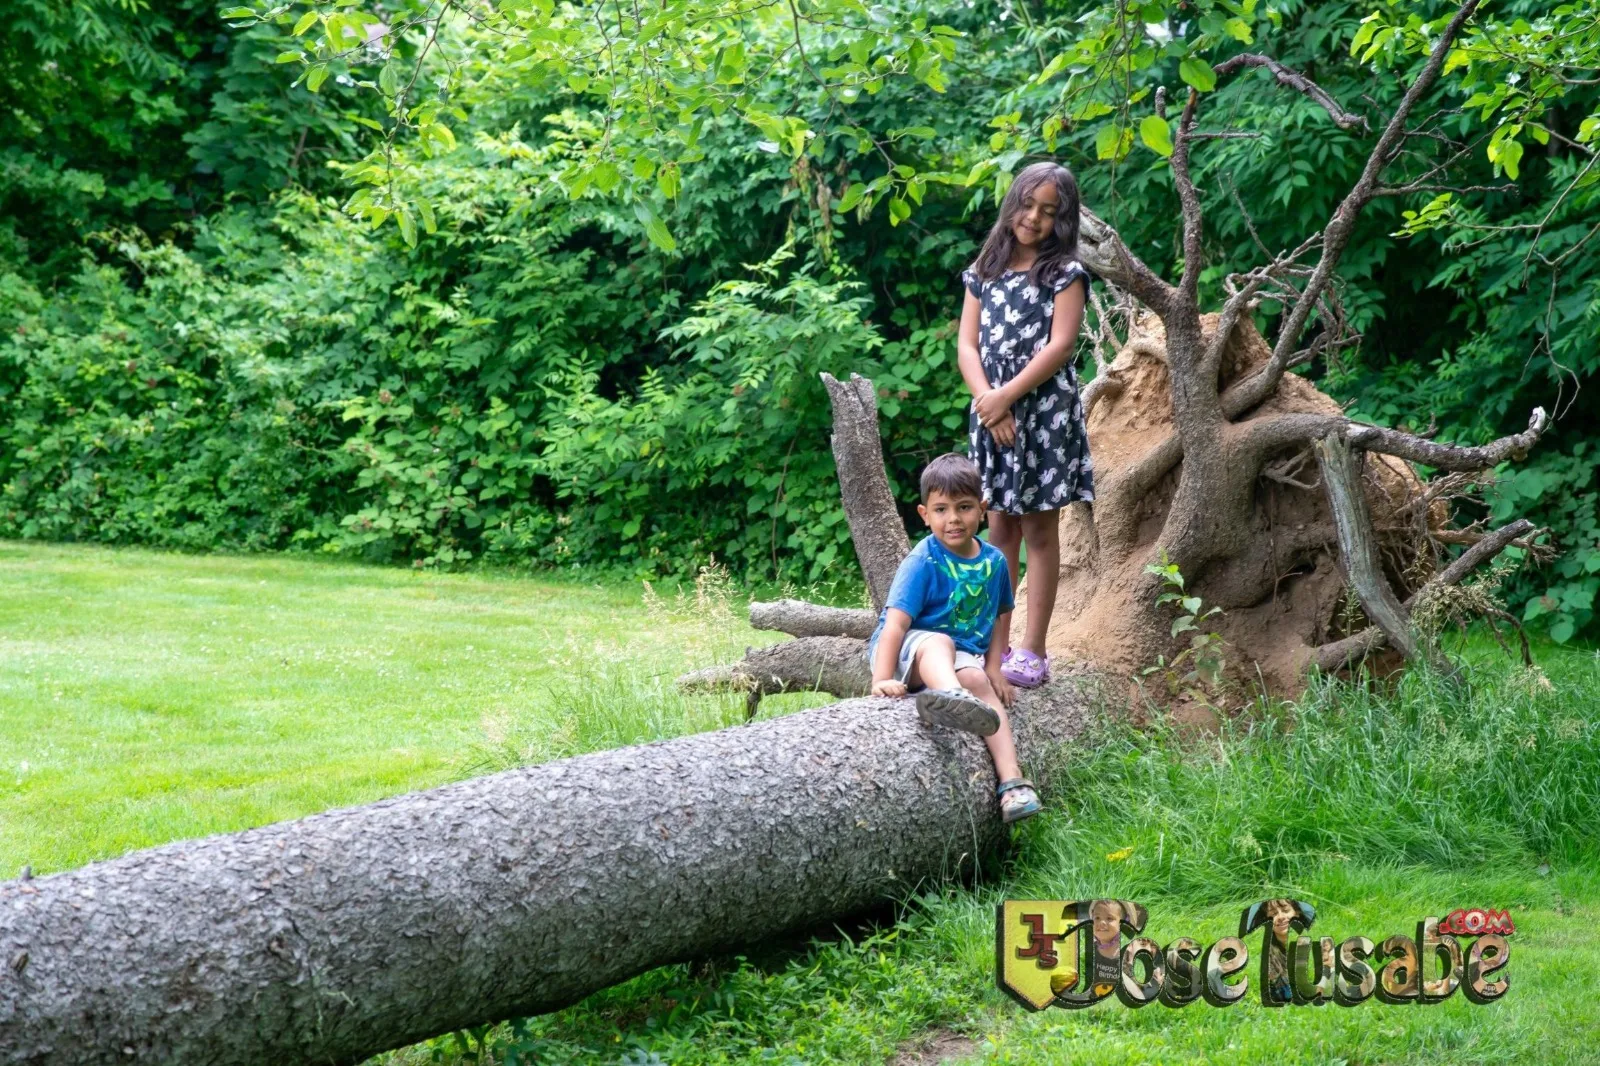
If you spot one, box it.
[1018,313,1435,696]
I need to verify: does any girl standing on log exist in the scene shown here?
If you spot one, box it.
[957,161,1094,689]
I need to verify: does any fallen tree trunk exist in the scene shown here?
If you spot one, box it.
[0,354,1095,1066]
[0,682,1093,1066]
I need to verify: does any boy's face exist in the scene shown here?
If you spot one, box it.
[917,490,984,553]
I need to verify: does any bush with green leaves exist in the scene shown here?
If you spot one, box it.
[2,0,1598,637]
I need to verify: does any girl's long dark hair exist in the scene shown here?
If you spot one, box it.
[970,161,1082,289]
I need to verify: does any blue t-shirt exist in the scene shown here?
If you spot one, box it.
[869,535,1014,656]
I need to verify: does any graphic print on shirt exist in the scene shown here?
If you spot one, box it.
[938,551,996,643]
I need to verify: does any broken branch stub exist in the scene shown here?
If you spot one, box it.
[820,373,910,612]
[677,636,871,706]
[1314,432,1457,679]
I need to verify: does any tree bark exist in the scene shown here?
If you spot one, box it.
[1314,432,1422,662]
[0,684,1094,1066]
[820,373,909,612]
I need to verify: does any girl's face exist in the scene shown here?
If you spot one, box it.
[1010,179,1060,250]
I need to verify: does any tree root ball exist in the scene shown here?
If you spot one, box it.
[1017,313,1444,696]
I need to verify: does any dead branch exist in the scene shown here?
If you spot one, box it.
[1240,407,1549,471]
[1431,518,1539,588]
[1312,518,1535,673]
[1314,432,1451,673]
[1077,207,1177,314]
[819,373,909,611]
[1433,527,1551,560]
[748,599,876,639]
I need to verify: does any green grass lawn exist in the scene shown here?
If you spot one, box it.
[0,540,782,876]
[4,540,1598,1065]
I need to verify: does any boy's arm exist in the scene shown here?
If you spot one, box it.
[986,612,1015,707]
[872,609,914,697]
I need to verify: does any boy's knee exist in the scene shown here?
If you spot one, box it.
[957,667,1007,714]
[957,666,992,695]
[917,633,956,659]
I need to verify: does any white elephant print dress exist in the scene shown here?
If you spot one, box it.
[961,261,1096,514]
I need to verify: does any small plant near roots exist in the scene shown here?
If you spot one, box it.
[1139,550,1236,711]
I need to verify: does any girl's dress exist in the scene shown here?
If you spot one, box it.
[962,261,1096,514]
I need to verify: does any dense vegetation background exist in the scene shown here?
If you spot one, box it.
[1,0,1595,639]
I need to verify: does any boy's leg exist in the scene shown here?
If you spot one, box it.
[956,667,1022,782]
[959,666,1041,821]
[905,633,960,692]
[911,638,1001,736]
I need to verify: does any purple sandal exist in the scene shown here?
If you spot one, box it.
[1001,647,1050,689]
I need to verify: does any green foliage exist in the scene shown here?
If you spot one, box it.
[0,123,972,581]
[4,0,1600,637]
[217,0,962,246]
[1141,550,1229,706]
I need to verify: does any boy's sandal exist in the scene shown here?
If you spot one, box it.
[996,777,1042,824]
[915,688,1001,737]
[1000,647,1050,689]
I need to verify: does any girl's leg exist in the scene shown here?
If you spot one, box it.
[1018,510,1061,658]
[987,510,1023,653]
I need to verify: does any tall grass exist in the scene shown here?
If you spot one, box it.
[1014,650,1600,904]
[461,562,836,772]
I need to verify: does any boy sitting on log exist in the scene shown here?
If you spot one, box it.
[867,453,1043,823]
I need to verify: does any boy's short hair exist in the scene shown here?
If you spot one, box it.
[920,453,983,503]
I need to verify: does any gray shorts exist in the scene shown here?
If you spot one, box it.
[872,628,987,688]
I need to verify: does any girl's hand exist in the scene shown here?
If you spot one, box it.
[872,678,908,698]
[989,413,1017,448]
[974,386,1013,427]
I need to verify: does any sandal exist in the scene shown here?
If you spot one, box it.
[915,688,1001,737]
[1000,647,1050,689]
[996,778,1042,824]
